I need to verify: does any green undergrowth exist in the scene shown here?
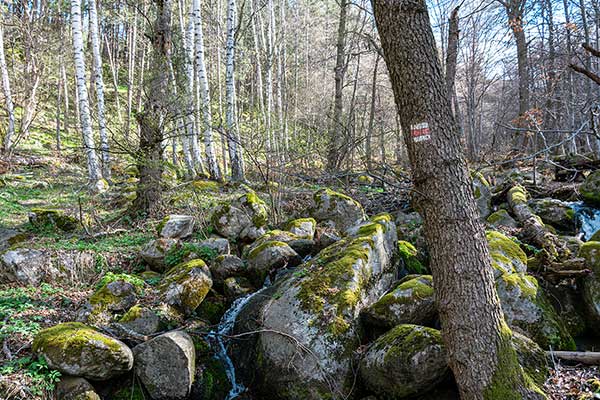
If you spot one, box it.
[0,356,61,396]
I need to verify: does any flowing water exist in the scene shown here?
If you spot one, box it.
[570,202,600,240]
[207,285,269,400]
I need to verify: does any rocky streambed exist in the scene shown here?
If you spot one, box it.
[4,171,600,399]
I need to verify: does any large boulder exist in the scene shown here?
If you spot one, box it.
[0,229,26,252]
[246,241,301,286]
[529,198,576,233]
[310,188,366,232]
[211,191,269,240]
[359,325,448,399]
[361,275,436,331]
[32,322,133,380]
[141,238,179,272]
[581,170,600,206]
[230,214,397,399]
[158,215,195,239]
[488,231,574,350]
[134,331,196,400]
[194,238,231,255]
[159,259,213,315]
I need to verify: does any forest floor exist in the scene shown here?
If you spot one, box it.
[0,136,599,398]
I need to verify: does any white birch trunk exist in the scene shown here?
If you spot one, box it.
[0,24,15,153]
[265,0,274,158]
[70,0,104,189]
[89,0,111,180]
[193,0,221,180]
[225,0,244,181]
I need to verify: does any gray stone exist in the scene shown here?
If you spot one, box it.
[33,322,133,381]
[361,275,436,330]
[246,241,301,286]
[310,188,366,232]
[119,306,161,336]
[140,238,179,272]
[224,277,254,299]
[359,325,448,399]
[194,238,230,255]
[529,198,576,233]
[134,331,195,400]
[159,215,195,239]
[210,255,245,283]
[56,376,100,400]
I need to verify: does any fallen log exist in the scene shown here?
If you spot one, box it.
[508,184,567,261]
[549,351,600,365]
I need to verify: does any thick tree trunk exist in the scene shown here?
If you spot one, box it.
[70,0,104,189]
[89,0,111,181]
[225,0,245,181]
[132,0,173,216]
[193,0,221,180]
[0,24,15,153]
[372,1,545,398]
[327,0,348,172]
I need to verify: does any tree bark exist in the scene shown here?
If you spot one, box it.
[225,0,245,181]
[0,23,15,153]
[193,0,221,180]
[132,0,173,216]
[372,0,545,398]
[70,0,104,188]
[89,0,111,181]
[327,0,348,172]
[445,6,459,101]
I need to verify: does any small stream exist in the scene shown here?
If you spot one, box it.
[207,286,268,400]
[570,202,600,240]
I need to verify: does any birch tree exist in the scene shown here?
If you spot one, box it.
[193,0,222,180]
[70,0,105,191]
[225,0,245,181]
[0,23,15,153]
[89,0,111,180]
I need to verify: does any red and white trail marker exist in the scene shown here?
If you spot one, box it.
[411,122,431,143]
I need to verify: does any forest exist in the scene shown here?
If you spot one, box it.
[1,0,600,399]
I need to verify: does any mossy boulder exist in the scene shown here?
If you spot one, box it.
[472,172,492,219]
[359,324,448,399]
[224,276,254,299]
[0,228,27,252]
[211,190,270,241]
[361,275,436,331]
[159,259,213,315]
[56,376,101,400]
[246,241,301,286]
[579,241,600,326]
[158,214,195,239]
[285,218,317,239]
[487,209,518,229]
[84,280,138,325]
[192,338,232,400]
[488,231,574,350]
[310,188,366,232]
[529,198,576,233]
[230,214,398,398]
[397,240,427,274]
[395,211,427,261]
[33,322,133,380]
[29,208,79,231]
[140,238,179,272]
[511,332,549,387]
[496,272,574,350]
[581,170,600,206]
[194,238,231,255]
[134,331,196,399]
[487,230,528,277]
